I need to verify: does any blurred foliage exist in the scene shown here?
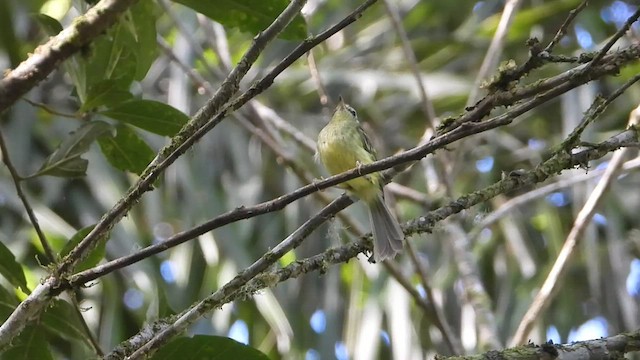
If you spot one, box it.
[1,0,640,358]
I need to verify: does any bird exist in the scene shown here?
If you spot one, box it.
[316,97,404,262]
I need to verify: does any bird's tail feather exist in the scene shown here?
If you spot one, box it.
[368,196,404,261]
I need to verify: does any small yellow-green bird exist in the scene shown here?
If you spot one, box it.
[316,97,404,261]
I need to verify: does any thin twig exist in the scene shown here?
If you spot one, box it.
[543,0,589,53]
[447,224,502,349]
[252,102,318,151]
[157,36,215,94]
[584,6,640,71]
[382,0,437,127]
[157,0,223,79]
[563,73,640,149]
[0,130,104,355]
[22,98,78,118]
[441,43,640,134]
[510,103,640,345]
[382,261,458,350]
[307,51,329,106]
[404,240,463,354]
[69,292,103,356]
[472,157,640,236]
[120,196,350,359]
[0,131,54,261]
[386,183,435,208]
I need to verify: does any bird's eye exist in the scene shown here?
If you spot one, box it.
[345,105,357,118]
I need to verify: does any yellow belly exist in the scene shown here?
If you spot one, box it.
[317,125,380,203]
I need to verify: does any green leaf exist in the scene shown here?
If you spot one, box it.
[0,1,22,66]
[98,124,155,174]
[152,335,270,360]
[101,100,188,136]
[0,285,17,322]
[85,27,137,91]
[2,326,54,360]
[81,80,134,112]
[172,0,307,41]
[0,241,28,292]
[31,121,112,178]
[41,299,93,349]
[60,225,104,271]
[128,1,158,80]
[33,13,63,36]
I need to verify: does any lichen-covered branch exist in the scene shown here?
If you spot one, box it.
[0,0,140,113]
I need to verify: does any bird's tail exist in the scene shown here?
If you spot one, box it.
[368,196,404,262]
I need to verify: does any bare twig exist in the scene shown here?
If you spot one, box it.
[22,98,78,119]
[404,241,463,354]
[0,131,54,261]
[543,0,589,53]
[472,157,640,235]
[157,0,224,79]
[510,103,640,345]
[382,260,460,352]
[382,0,437,126]
[69,293,103,356]
[448,224,502,350]
[307,51,329,106]
[584,6,640,71]
[157,36,215,94]
[563,74,640,150]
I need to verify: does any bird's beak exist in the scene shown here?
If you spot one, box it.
[337,95,345,109]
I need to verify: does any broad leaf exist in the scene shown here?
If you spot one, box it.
[128,1,158,80]
[0,241,28,292]
[152,335,270,360]
[98,124,155,174]
[84,27,137,94]
[34,13,63,36]
[0,1,21,66]
[41,299,93,349]
[31,121,112,178]
[0,285,17,321]
[2,326,54,360]
[60,225,104,271]
[81,80,134,112]
[172,0,307,41]
[101,100,188,136]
